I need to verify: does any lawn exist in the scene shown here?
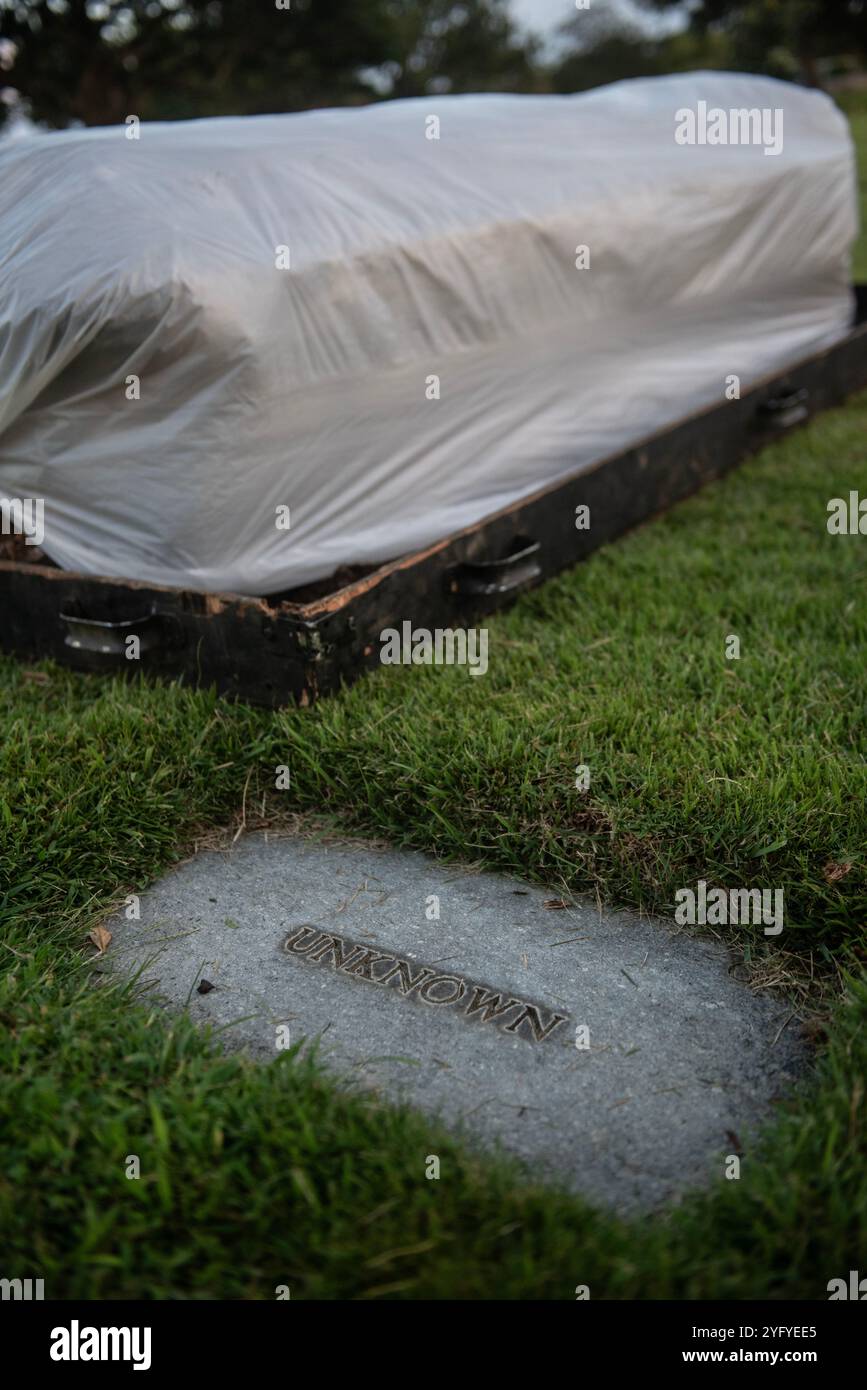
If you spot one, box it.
[0,107,865,1301]
[846,106,867,281]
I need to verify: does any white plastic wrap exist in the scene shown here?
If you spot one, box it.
[0,72,857,595]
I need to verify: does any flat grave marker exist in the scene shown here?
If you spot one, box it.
[104,831,806,1210]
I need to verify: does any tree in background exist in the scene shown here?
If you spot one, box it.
[638,1,867,85]
[551,1,731,95]
[2,0,864,131]
[0,0,540,130]
[379,0,541,99]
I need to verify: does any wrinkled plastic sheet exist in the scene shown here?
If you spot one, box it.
[0,72,856,595]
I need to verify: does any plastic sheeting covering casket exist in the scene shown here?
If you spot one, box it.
[0,73,857,596]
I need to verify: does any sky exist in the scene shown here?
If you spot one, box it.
[509,0,687,55]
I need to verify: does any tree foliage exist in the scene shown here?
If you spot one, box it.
[638,0,867,84]
[0,0,540,129]
[1,0,864,131]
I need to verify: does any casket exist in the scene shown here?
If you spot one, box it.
[0,72,863,703]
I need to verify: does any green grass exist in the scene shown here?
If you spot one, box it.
[1,111,866,1301]
[847,108,867,281]
[1,951,865,1300]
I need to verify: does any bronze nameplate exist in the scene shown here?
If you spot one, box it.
[283,925,569,1044]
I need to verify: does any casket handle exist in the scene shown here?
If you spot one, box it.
[447,538,542,599]
[757,386,809,429]
[59,606,167,656]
